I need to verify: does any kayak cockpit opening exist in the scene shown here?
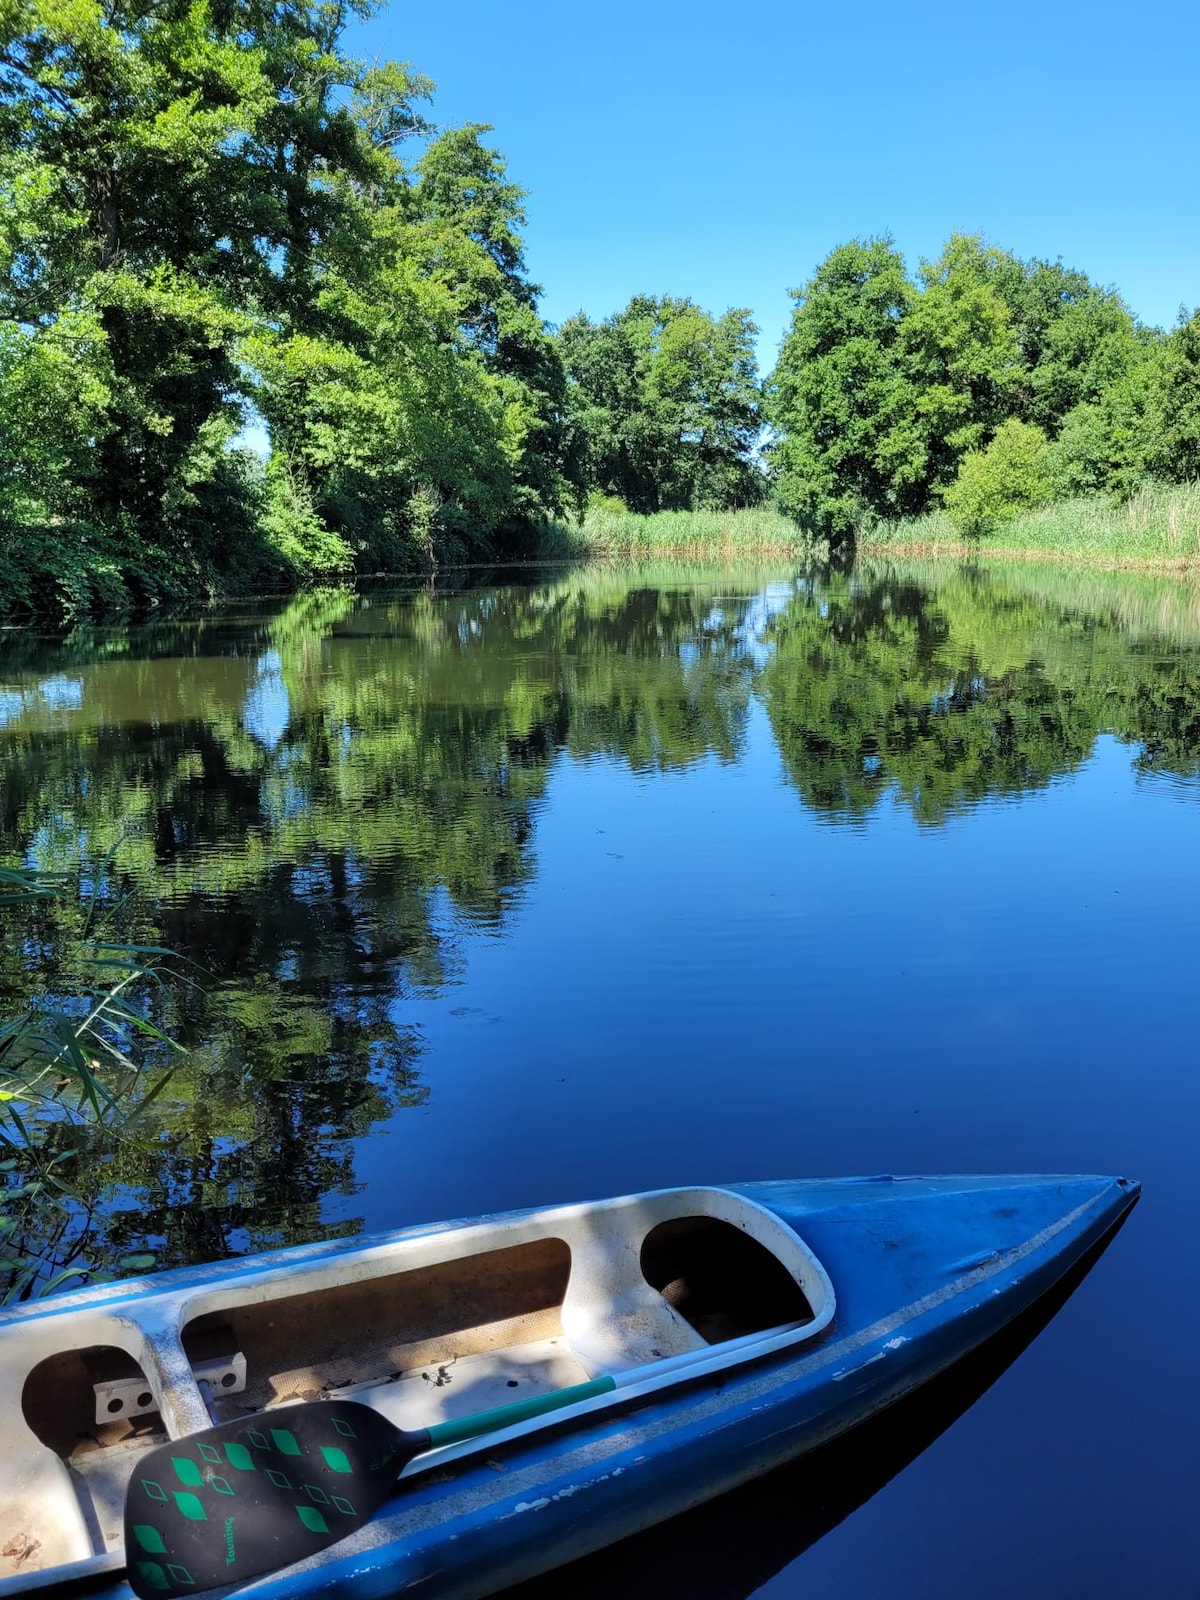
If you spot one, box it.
[180,1235,575,1418]
[641,1215,816,1343]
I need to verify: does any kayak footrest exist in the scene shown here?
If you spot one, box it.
[87,1349,246,1425]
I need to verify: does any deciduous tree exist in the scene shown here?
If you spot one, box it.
[559,294,764,514]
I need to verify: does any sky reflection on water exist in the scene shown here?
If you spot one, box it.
[2,559,1199,1596]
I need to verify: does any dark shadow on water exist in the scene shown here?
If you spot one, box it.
[498,1216,1132,1600]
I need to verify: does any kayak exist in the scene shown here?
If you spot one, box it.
[0,1173,1137,1599]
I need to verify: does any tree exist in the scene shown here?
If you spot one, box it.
[0,0,272,594]
[1142,311,1200,484]
[412,124,578,538]
[559,294,764,514]
[766,238,925,536]
[900,234,1018,490]
[1014,276,1144,433]
[766,234,1182,543]
[0,0,573,612]
[247,88,571,570]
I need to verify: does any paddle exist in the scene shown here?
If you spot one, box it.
[123,1378,615,1598]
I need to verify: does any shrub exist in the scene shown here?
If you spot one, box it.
[260,457,354,582]
[943,420,1053,535]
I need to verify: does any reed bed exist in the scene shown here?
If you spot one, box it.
[862,482,1200,569]
[538,506,815,560]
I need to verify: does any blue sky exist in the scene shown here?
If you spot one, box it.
[348,0,1199,372]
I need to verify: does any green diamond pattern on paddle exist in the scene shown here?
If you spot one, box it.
[124,1393,617,1599]
[171,1458,204,1488]
[172,1492,207,1522]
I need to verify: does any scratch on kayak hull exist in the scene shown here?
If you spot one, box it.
[508,1466,627,1518]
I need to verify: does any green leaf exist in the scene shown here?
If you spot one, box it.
[119,1254,157,1272]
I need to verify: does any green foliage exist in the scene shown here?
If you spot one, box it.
[943,420,1053,534]
[1047,379,1155,500]
[868,481,1200,565]
[0,0,1196,618]
[1143,311,1200,484]
[558,294,765,515]
[259,455,354,581]
[904,234,1019,483]
[413,125,577,539]
[0,0,272,599]
[542,505,813,560]
[767,238,924,536]
[995,313,1200,505]
[767,232,1191,548]
[0,0,586,617]
[1015,276,1143,433]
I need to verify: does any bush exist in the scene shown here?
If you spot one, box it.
[586,491,630,516]
[943,420,1053,535]
[260,457,354,582]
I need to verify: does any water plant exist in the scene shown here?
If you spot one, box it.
[0,865,184,1300]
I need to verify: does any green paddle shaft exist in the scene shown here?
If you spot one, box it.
[425,1373,617,1449]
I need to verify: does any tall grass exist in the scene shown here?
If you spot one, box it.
[537,486,1200,572]
[537,505,817,560]
[863,482,1200,566]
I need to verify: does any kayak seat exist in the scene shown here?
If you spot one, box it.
[180,1237,575,1416]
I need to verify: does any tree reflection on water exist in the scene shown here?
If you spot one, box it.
[0,561,1195,1283]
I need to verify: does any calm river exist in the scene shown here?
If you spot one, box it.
[2,558,1199,1596]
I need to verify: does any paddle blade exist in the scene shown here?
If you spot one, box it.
[123,1400,417,1599]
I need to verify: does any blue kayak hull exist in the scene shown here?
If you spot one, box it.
[227,1173,1138,1600]
[1,1173,1138,1600]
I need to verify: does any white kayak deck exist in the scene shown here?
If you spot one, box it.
[0,1187,834,1590]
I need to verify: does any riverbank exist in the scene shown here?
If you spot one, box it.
[860,481,1200,574]
[540,483,1200,577]
[537,506,818,561]
[6,485,1199,630]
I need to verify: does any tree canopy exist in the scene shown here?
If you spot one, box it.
[766,232,1199,540]
[557,294,766,515]
[0,0,583,616]
[0,0,1197,624]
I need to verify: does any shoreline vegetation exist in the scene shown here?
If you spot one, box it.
[2,0,1198,624]
[860,480,1200,574]
[536,487,1200,579]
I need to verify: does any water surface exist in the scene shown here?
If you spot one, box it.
[2,558,1199,1597]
